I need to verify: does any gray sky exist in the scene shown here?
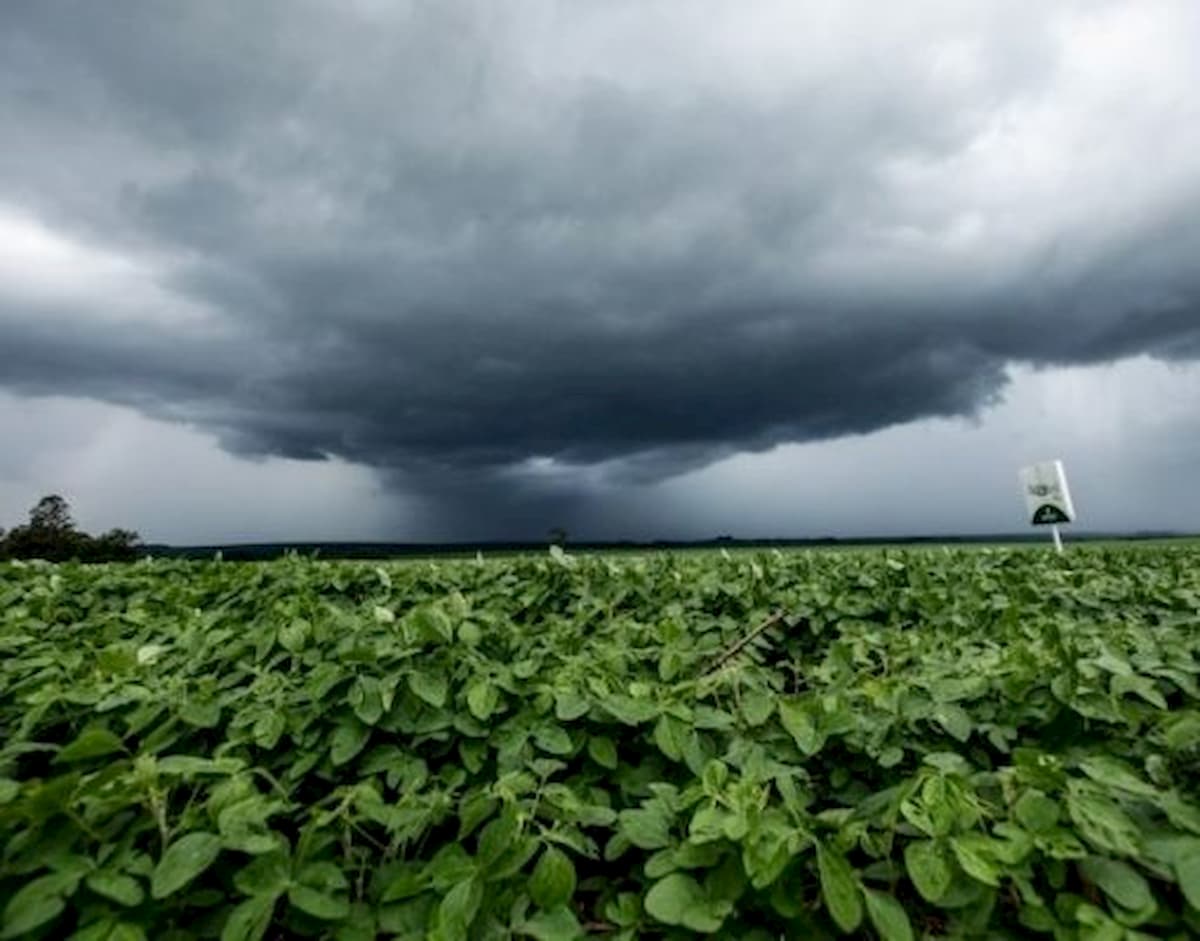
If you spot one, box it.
[1,1,1198,542]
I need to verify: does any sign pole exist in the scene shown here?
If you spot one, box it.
[1051,523,1063,554]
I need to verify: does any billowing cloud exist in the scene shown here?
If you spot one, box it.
[1,1,1198,534]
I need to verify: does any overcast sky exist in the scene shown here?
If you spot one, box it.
[2,1,1198,543]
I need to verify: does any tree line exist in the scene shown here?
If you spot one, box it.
[0,495,142,562]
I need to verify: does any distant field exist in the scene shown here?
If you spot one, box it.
[2,546,1200,938]
[146,531,1200,563]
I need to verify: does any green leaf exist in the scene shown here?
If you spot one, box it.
[157,755,243,777]
[1174,845,1200,909]
[1041,829,1088,860]
[1160,794,1200,837]
[533,725,573,756]
[1067,790,1141,856]
[330,719,370,766]
[644,873,730,933]
[1,872,76,938]
[513,659,539,679]
[348,677,384,726]
[779,700,823,755]
[1163,713,1200,752]
[904,840,951,903]
[619,806,673,850]
[409,671,448,708]
[817,845,862,933]
[433,878,483,941]
[378,896,435,936]
[56,727,124,763]
[85,870,144,907]
[648,840,720,878]
[288,884,351,920]
[252,709,286,749]
[863,888,915,941]
[217,795,284,854]
[951,834,1002,887]
[688,805,728,844]
[136,644,168,665]
[233,853,291,897]
[221,894,276,941]
[878,746,904,768]
[1078,857,1152,912]
[587,736,618,770]
[517,907,583,941]
[554,690,589,722]
[477,809,519,866]
[600,695,659,725]
[1078,757,1157,797]
[466,681,499,720]
[1110,673,1168,709]
[693,706,735,730]
[681,732,710,777]
[151,832,222,899]
[410,605,454,643]
[278,618,309,653]
[334,904,376,941]
[604,893,641,928]
[0,779,18,804]
[179,699,222,728]
[932,704,972,742]
[529,847,576,909]
[457,621,482,646]
[741,690,776,726]
[380,865,426,903]
[653,716,688,761]
[70,920,148,941]
[1014,790,1059,833]
[297,862,348,894]
[457,794,499,841]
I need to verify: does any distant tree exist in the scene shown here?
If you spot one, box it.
[548,527,568,547]
[4,497,65,560]
[91,528,142,562]
[29,494,75,534]
[1,495,141,562]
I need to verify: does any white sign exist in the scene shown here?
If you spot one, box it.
[1019,460,1076,527]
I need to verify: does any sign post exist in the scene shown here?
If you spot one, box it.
[1018,460,1075,553]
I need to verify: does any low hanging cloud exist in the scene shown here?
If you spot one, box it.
[1,0,1198,531]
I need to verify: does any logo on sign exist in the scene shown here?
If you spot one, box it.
[1032,504,1071,525]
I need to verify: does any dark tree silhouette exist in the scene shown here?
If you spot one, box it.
[90,529,142,562]
[1,495,141,562]
[29,494,75,534]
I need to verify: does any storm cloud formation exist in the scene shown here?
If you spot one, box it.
[2,1,1199,534]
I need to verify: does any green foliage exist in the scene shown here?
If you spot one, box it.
[151,832,223,898]
[2,545,1200,937]
[818,844,862,933]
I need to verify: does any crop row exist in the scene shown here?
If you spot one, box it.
[1,546,1199,939]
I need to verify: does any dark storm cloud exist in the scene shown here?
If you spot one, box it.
[2,0,1199,532]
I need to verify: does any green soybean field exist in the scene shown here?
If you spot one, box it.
[2,546,1200,940]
